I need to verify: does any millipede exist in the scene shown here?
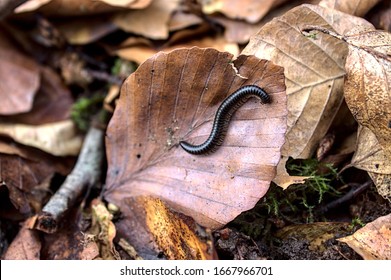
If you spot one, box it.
[180,85,271,155]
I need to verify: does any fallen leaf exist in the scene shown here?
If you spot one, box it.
[338,213,391,260]
[350,126,391,201]
[104,47,287,229]
[113,0,180,40]
[343,27,391,159]
[56,16,118,45]
[0,31,40,115]
[15,0,152,16]
[114,36,239,65]
[200,0,289,23]
[2,217,41,260]
[242,4,373,188]
[114,196,215,259]
[319,0,381,17]
[0,120,83,156]
[0,66,73,125]
[0,148,69,215]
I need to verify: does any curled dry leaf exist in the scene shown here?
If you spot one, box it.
[113,0,180,40]
[242,4,372,188]
[200,0,289,23]
[0,120,82,156]
[319,0,381,17]
[343,27,391,160]
[0,32,40,115]
[338,213,391,260]
[104,47,287,230]
[350,126,391,201]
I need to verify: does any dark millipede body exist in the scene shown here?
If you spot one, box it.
[180,85,270,155]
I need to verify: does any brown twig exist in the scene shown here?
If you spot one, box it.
[34,125,104,233]
[315,180,372,215]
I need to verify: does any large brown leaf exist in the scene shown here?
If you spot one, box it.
[242,4,373,188]
[343,27,391,159]
[104,47,287,229]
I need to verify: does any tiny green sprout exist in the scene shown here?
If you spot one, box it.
[349,217,366,231]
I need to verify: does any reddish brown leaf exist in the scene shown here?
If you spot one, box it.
[0,66,73,125]
[104,47,287,229]
[2,217,41,260]
[0,31,40,115]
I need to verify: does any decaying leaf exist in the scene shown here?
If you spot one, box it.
[2,217,41,260]
[0,152,57,215]
[114,196,215,259]
[343,27,391,160]
[113,0,179,40]
[0,66,73,125]
[200,0,289,23]
[350,126,391,201]
[0,31,40,115]
[338,213,391,260]
[242,4,373,188]
[0,120,82,156]
[104,47,287,231]
[319,0,381,17]
[87,199,119,260]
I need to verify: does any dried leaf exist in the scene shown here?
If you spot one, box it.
[0,153,57,214]
[0,32,40,115]
[15,0,152,15]
[104,47,287,229]
[88,199,119,260]
[351,126,391,201]
[114,197,215,259]
[343,27,391,159]
[319,0,381,17]
[200,0,289,23]
[338,214,391,260]
[0,66,73,125]
[0,120,83,156]
[114,36,239,65]
[113,0,180,40]
[2,217,41,260]
[242,4,372,188]
[56,16,118,45]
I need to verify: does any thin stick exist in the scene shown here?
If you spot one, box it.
[35,126,104,233]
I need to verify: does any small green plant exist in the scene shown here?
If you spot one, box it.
[71,94,104,131]
[287,158,340,204]
[349,217,366,231]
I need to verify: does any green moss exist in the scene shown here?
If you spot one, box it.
[71,94,104,131]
